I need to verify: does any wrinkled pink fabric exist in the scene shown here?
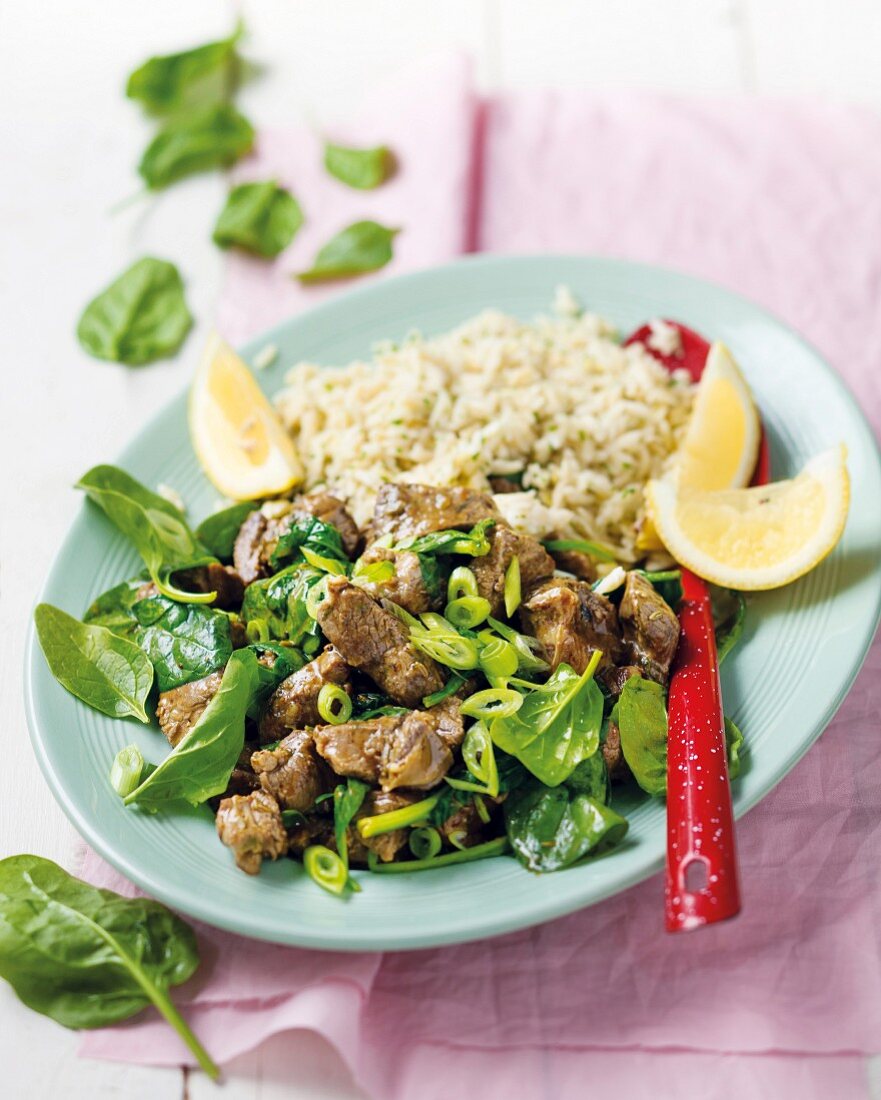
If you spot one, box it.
[80,57,881,1099]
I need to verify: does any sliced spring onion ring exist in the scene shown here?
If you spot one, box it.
[317,682,352,725]
[110,744,144,798]
[486,617,549,673]
[503,555,521,617]
[447,566,479,602]
[409,827,442,860]
[446,721,500,797]
[447,828,468,850]
[245,618,270,644]
[352,558,396,586]
[477,633,519,682]
[460,688,523,720]
[301,546,348,575]
[303,845,349,896]
[473,794,491,825]
[367,836,509,873]
[357,794,440,838]
[542,537,617,562]
[305,575,330,619]
[410,632,480,671]
[423,672,467,708]
[445,595,491,629]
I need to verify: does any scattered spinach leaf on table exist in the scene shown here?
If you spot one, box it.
[0,854,217,1079]
[195,500,258,560]
[76,465,217,603]
[34,604,153,723]
[76,258,192,366]
[138,103,254,190]
[297,220,398,283]
[126,21,245,117]
[612,675,668,797]
[132,594,234,692]
[213,180,304,257]
[125,648,258,807]
[324,143,394,190]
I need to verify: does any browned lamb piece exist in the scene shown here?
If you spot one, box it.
[138,563,246,609]
[347,790,421,864]
[519,576,625,674]
[601,722,630,783]
[155,671,223,747]
[545,546,597,582]
[258,646,351,743]
[370,483,500,544]
[619,571,680,684]
[232,492,360,584]
[250,730,334,812]
[316,576,443,707]
[216,790,288,875]
[352,543,441,615]
[312,707,454,792]
[599,664,644,698]
[470,524,555,617]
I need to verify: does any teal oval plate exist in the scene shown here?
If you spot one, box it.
[25,255,881,950]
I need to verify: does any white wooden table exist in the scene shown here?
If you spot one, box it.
[2,2,880,1096]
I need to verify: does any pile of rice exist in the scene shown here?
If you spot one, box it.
[275,290,694,563]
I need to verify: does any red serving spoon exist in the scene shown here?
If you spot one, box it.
[624,321,769,931]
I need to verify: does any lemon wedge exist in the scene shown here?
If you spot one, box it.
[638,341,761,550]
[189,332,303,501]
[645,445,849,590]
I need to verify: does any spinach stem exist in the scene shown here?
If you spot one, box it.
[140,976,220,1081]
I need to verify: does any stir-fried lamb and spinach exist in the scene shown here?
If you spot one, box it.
[36,467,745,896]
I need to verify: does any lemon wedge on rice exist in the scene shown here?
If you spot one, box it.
[638,342,761,550]
[190,332,303,500]
[645,445,849,590]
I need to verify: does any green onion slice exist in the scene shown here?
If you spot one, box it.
[301,547,348,575]
[357,794,440,838]
[542,537,617,562]
[460,688,522,720]
[410,632,480,671]
[503,555,521,617]
[473,794,491,824]
[318,682,352,725]
[446,721,499,797]
[245,618,270,644]
[447,565,478,602]
[367,836,509,873]
[303,845,349,896]
[305,575,330,619]
[444,596,491,630]
[486,617,549,673]
[477,633,519,681]
[409,826,442,860]
[110,744,144,798]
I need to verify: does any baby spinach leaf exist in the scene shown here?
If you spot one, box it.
[126,648,258,807]
[248,643,303,719]
[269,514,348,570]
[0,855,217,1078]
[34,604,153,723]
[77,465,217,603]
[132,595,233,692]
[77,258,192,366]
[714,588,747,665]
[195,500,258,561]
[564,752,609,804]
[324,142,394,190]
[138,103,255,190]
[240,564,324,649]
[725,716,745,780]
[83,576,148,640]
[126,22,244,116]
[398,519,496,558]
[297,220,398,284]
[490,661,604,786]
[213,180,304,257]
[334,778,370,876]
[612,676,668,797]
[504,781,628,872]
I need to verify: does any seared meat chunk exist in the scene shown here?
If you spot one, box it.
[599,664,644,698]
[520,577,624,673]
[348,790,420,864]
[601,722,630,783]
[353,543,440,615]
[174,562,245,610]
[216,790,288,875]
[156,671,223,747]
[259,646,351,743]
[233,493,360,584]
[619,571,680,683]
[251,729,333,811]
[440,801,488,849]
[316,576,443,706]
[547,547,596,582]
[371,483,500,544]
[470,524,555,617]
[312,708,453,792]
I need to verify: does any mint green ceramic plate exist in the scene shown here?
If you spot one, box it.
[25,256,881,950]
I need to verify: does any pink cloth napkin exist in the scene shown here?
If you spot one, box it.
[80,57,881,1099]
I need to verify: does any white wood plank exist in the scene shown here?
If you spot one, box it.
[496,0,745,93]
[744,0,881,104]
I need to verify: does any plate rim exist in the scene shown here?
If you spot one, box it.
[23,252,881,950]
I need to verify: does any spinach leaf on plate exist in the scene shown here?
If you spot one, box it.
[324,143,394,190]
[34,604,153,723]
[195,500,258,560]
[76,465,217,603]
[126,22,244,116]
[504,780,628,872]
[247,642,303,720]
[490,661,604,786]
[297,220,398,284]
[213,180,304,257]
[713,588,747,665]
[0,855,217,1078]
[397,518,495,558]
[240,564,324,651]
[125,648,258,807]
[138,103,254,190]
[563,752,609,804]
[612,676,668,797]
[83,576,147,640]
[76,258,192,366]
[269,514,348,571]
[132,594,234,692]
[334,778,370,877]
[725,716,745,780]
